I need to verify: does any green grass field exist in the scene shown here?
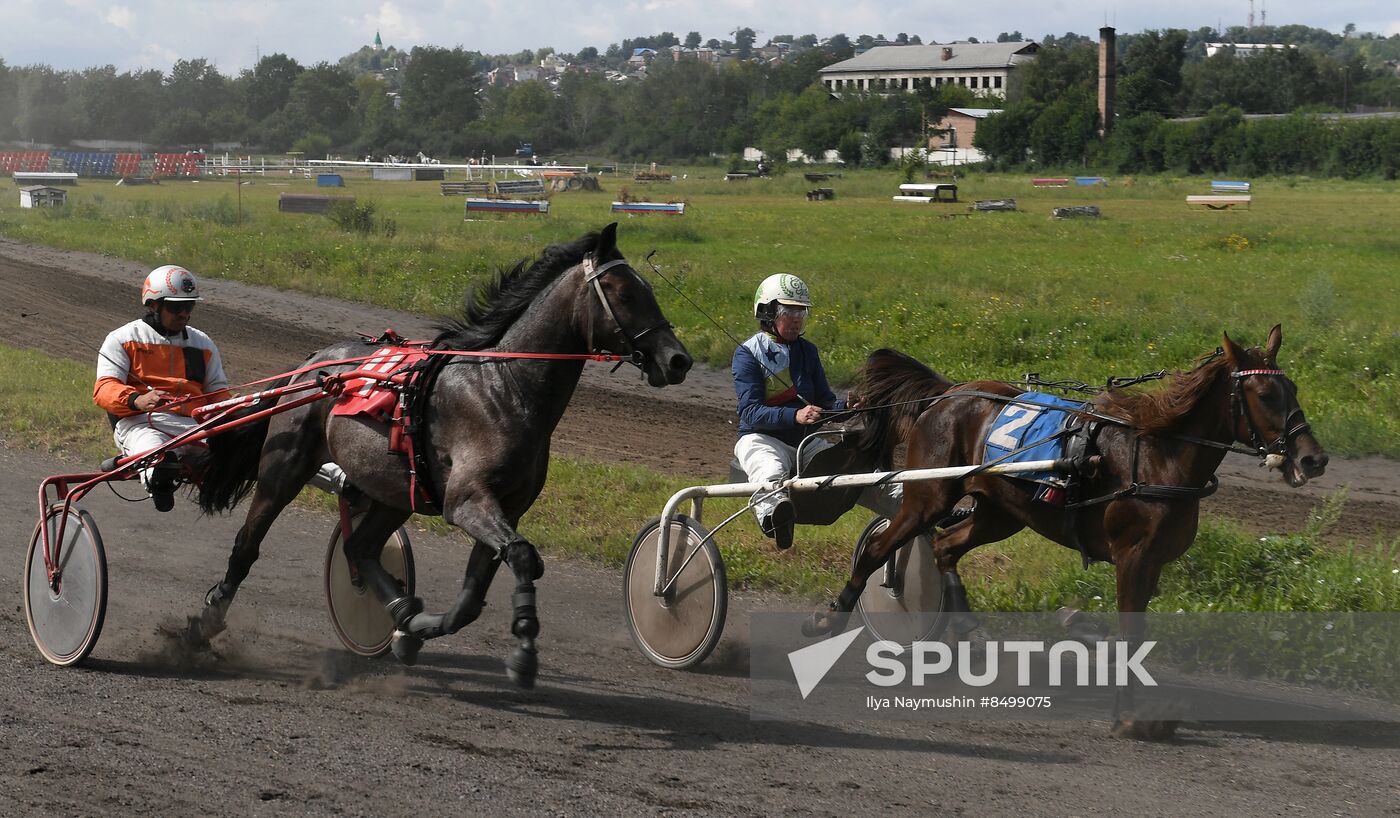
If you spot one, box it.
[2,167,1395,456]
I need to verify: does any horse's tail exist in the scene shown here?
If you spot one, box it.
[854,348,956,467]
[196,394,279,515]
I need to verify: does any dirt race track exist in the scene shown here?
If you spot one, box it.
[1,239,1399,816]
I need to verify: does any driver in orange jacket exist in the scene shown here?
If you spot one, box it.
[94,265,229,510]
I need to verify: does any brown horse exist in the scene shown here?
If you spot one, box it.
[808,326,1328,736]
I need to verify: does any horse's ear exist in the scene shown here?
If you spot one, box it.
[1264,324,1282,365]
[595,222,619,259]
[1222,330,1248,369]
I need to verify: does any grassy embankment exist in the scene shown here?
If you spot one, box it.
[0,168,1395,611]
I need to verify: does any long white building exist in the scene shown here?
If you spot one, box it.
[819,41,1039,99]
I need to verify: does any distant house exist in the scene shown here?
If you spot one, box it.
[628,48,657,70]
[927,107,1000,164]
[819,41,1039,99]
[932,107,1001,148]
[540,53,568,74]
[1204,42,1295,58]
[754,43,788,62]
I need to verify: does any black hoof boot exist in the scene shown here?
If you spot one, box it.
[391,631,424,666]
[385,596,424,630]
[506,643,538,689]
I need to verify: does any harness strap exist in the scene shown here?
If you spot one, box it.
[1066,475,1220,509]
[395,352,451,514]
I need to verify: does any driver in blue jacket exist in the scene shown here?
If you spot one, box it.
[733,274,870,549]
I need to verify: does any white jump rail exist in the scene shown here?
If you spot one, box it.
[652,459,1062,595]
[1187,194,1251,210]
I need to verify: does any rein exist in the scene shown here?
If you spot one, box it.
[170,346,640,418]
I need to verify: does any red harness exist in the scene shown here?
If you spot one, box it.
[330,342,440,511]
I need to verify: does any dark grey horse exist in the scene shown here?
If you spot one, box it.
[196,224,692,686]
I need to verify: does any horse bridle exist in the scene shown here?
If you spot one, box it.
[1230,367,1312,461]
[583,257,672,364]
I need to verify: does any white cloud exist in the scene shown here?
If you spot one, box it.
[137,42,180,68]
[104,6,134,32]
[0,0,1392,73]
[361,1,426,43]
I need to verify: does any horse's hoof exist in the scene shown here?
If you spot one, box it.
[801,609,844,638]
[194,603,228,641]
[949,612,982,637]
[506,645,538,689]
[1111,715,1179,741]
[391,631,423,666]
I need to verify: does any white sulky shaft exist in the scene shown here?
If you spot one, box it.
[653,460,1063,596]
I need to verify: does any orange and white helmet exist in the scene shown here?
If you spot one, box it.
[140,265,202,305]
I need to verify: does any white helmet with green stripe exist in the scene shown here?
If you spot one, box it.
[753,274,811,319]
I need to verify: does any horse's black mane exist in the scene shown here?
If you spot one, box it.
[433,230,604,350]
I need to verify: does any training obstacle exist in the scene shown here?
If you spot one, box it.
[278,193,355,213]
[1187,195,1251,210]
[465,198,550,217]
[893,183,958,203]
[611,201,685,215]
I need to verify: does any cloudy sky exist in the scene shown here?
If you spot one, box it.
[4,0,1396,73]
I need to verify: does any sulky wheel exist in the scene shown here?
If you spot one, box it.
[624,515,727,670]
[324,515,414,657]
[25,505,108,667]
[853,516,948,647]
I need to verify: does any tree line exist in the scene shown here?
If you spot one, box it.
[975,26,1400,176]
[0,36,979,162]
[1,23,1398,174]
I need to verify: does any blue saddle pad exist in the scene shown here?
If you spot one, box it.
[982,392,1088,486]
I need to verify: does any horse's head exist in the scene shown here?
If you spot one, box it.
[1223,325,1328,487]
[581,223,693,387]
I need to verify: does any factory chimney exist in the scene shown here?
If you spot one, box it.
[1098,26,1116,137]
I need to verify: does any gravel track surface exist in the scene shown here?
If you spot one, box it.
[1,239,1397,816]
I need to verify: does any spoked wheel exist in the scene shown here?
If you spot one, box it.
[853,516,948,646]
[624,515,727,670]
[25,505,108,666]
[324,515,414,657]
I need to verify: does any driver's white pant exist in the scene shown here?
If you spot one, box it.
[113,412,203,491]
[114,412,346,495]
[734,432,906,524]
